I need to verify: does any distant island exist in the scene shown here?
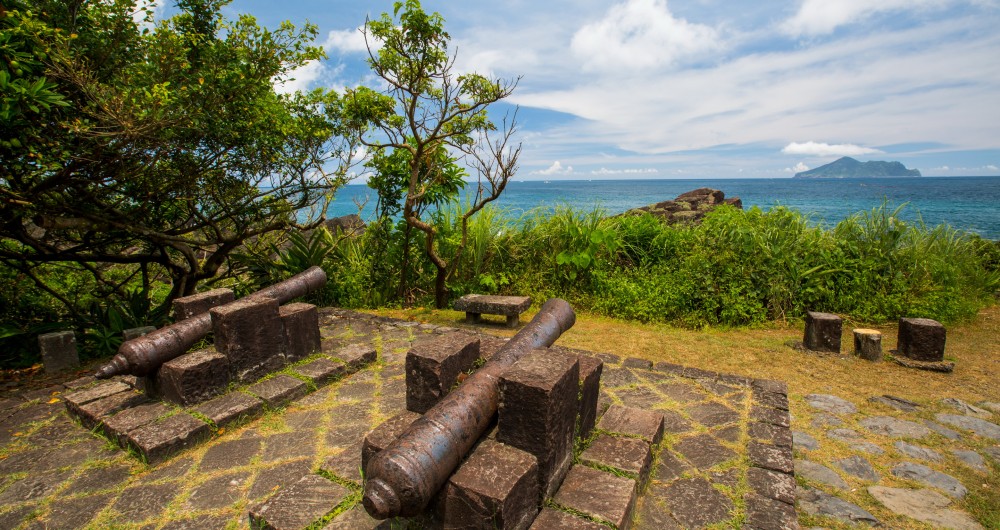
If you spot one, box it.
[793,156,921,178]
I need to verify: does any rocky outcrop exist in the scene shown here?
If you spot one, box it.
[623,188,742,224]
[323,214,365,237]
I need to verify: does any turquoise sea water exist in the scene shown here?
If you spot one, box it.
[326,177,1000,240]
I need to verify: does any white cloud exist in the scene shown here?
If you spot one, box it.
[590,167,659,175]
[986,164,999,171]
[782,142,883,157]
[274,60,326,95]
[570,0,721,71]
[323,27,374,54]
[784,162,810,173]
[782,0,969,36]
[533,161,574,175]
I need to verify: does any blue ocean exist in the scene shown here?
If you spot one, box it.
[325,177,1000,240]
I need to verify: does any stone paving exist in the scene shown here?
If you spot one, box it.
[0,307,997,528]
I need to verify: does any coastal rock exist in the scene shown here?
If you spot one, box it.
[623,188,742,225]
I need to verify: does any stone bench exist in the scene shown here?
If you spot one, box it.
[454,294,532,328]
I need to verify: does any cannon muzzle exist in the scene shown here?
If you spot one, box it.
[362,298,576,519]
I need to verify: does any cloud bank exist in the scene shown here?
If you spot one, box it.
[782,142,883,157]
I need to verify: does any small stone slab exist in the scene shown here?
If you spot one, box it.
[125,412,211,464]
[748,421,792,448]
[193,391,264,428]
[454,294,532,327]
[553,465,636,529]
[687,401,740,427]
[827,428,862,442]
[172,288,235,320]
[73,390,149,430]
[293,358,347,386]
[834,455,879,482]
[102,401,172,445]
[38,331,80,373]
[748,442,793,474]
[952,449,988,473]
[934,413,1000,441]
[747,467,796,505]
[868,486,983,530]
[362,410,422,471]
[941,398,992,419]
[249,474,351,530]
[869,395,920,412]
[405,332,480,414]
[796,459,848,490]
[597,404,665,445]
[797,485,879,526]
[579,434,652,484]
[891,462,967,498]
[897,317,946,362]
[745,493,798,530]
[793,431,820,451]
[860,416,932,439]
[577,355,603,440]
[889,354,955,373]
[334,343,377,371]
[529,508,606,530]
[155,349,230,406]
[751,405,790,428]
[853,442,886,455]
[246,375,308,408]
[64,381,131,409]
[441,440,539,530]
[663,477,734,528]
[805,394,857,414]
[895,441,942,462]
[804,311,842,352]
[674,434,736,469]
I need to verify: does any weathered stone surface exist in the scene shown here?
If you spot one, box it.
[869,395,919,412]
[805,394,857,414]
[362,410,422,471]
[811,412,843,428]
[74,390,149,429]
[528,508,606,530]
[597,404,665,445]
[172,288,235,320]
[663,476,734,528]
[745,493,798,530]
[184,470,251,510]
[577,354,603,440]
[335,343,378,371]
[199,437,263,472]
[853,442,886,455]
[622,357,653,370]
[895,441,942,462]
[687,401,740,427]
[321,444,363,484]
[454,294,532,327]
[293,358,347,386]
[246,375,308,408]
[280,302,321,361]
[804,311,842,352]
[897,317,946,362]
[405,332,480,413]
[38,330,80,373]
[793,431,820,451]
[984,445,1000,462]
[125,412,211,464]
[155,349,230,406]
[441,440,539,530]
[868,486,983,530]
[754,390,789,411]
[499,349,578,497]
[101,401,172,444]
[796,459,848,490]
[249,474,351,530]
[835,455,879,482]
[952,449,988,472]
[748,421,792,448]
[853,328,882,361]
[193,391,264,428]
[797,485,879,526]
[860,416,932,439]
[0,469,73,504]
[747,467,795,505]
[748,442,793,474]
[580,434,652,483]
[64,381,131,409]
[941,398,993,419]
[623,188,743,225]
[553,465,636,529]
[827,428,862,442]
[892,462,967,498]
[675,433,736,469]
[890,354,955,372]
[655,450,693,482]
[211,296,285,382]
[44,492,114,529]
[934,413,1000,440]
[111,482,183,523]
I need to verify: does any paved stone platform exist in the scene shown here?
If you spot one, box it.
[3,308,994,528]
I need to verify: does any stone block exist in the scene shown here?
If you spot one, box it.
[73,390,149,430]
[579,434,653,485]
[405,333,481,413]
[246,375,308,408]
[292,357,347,386]
[596,404,665,445]
[362,410,422,472]
[529,508,607,530]
[125,413,211,464]
[280,303,321,362]
[454,294,532,327]
[122,326,156,342]
[64,381,131,409]
[193,392,264,428]
[38,331,79,373]
[552,465,636,530]
[249,474,351,530]
[211,296,285,383]
[155,349,230,406]
[102,402,172,445]
[499,349,579,498]
[853,328,883,361]
[804,311,842,352]
[440,440,539,530]
[335,343,377,372]
[897,318,946,362]
[577,355,604,440]
[172,288,235,321]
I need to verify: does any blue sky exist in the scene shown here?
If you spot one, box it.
[155,0,1000,179]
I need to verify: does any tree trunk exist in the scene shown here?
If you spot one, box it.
[434,265,447,309]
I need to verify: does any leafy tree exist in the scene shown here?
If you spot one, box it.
[345,0,521,308]
[0,0,359,321]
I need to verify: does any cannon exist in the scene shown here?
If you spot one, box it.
[363,298,576,519]
[94,266,327,379]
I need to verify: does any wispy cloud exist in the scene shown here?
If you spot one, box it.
[590,167,659,175]
[323,26,373,54]
[782,142,882,157]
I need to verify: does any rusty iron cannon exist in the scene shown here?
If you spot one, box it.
[362,298,576,519]
[94,266,327,379]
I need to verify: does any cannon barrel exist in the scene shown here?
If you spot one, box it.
[94,266,328,379]
[362,298,576,519]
